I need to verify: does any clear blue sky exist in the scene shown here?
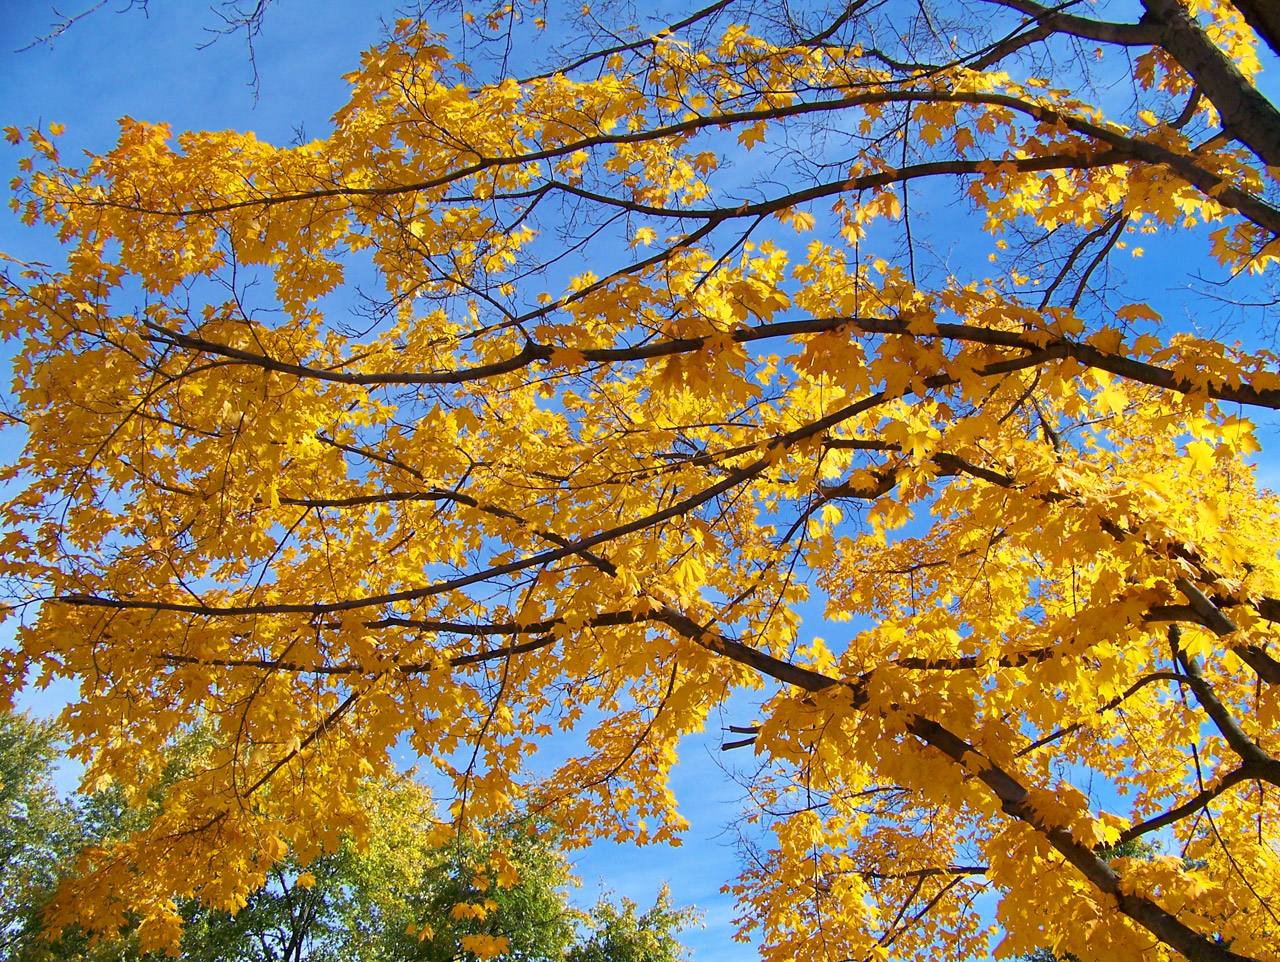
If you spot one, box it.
[0,6,764,960]
[4,6,1280,962]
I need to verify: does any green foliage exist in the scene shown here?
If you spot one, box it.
[1,712,80,961]
[1019,950,1068,962]
[567,889,696,962]
[0,715,695,962]
[376,823,582,962]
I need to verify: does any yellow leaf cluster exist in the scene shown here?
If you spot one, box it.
[4,2,1280,960]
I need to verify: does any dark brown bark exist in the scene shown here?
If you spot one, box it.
[143,311,1280,409]
[1231,0,1280,58]
[1143,0,1280,168]
[986,0,1159,46]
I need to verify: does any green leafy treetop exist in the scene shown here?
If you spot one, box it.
[567,893,697,962]
[2,712,80,960]
[0,713,696,962]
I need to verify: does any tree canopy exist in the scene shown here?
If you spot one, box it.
[2,1,1280,960]
[1,712,79,958]
[0,710,694,962]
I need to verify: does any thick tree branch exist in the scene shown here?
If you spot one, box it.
[1115,764,1256,844]
[649,606,1262,962]
[1169,625,1280,787]
[1142,0,1280,168]
[55,391,895,617]
[158,612,658,676]
[1230,0,1280,58]
[984,0,1159,45]
[91,86,1280,237]
[144,311,1280,410]
[902,715,1261,962]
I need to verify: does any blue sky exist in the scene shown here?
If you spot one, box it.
[5,4,1280,961]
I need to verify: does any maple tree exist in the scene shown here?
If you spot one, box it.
[2,0,1280,959]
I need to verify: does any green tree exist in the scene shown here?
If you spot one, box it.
[1,712,80,961]
[0,715,694,962]
[179,809,694,962]
[173,786,588,962]
[568,890,696,962]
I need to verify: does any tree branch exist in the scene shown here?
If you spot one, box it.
[1142,0,1280,168]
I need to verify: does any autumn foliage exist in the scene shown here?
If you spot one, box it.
[3,0,1280,959]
